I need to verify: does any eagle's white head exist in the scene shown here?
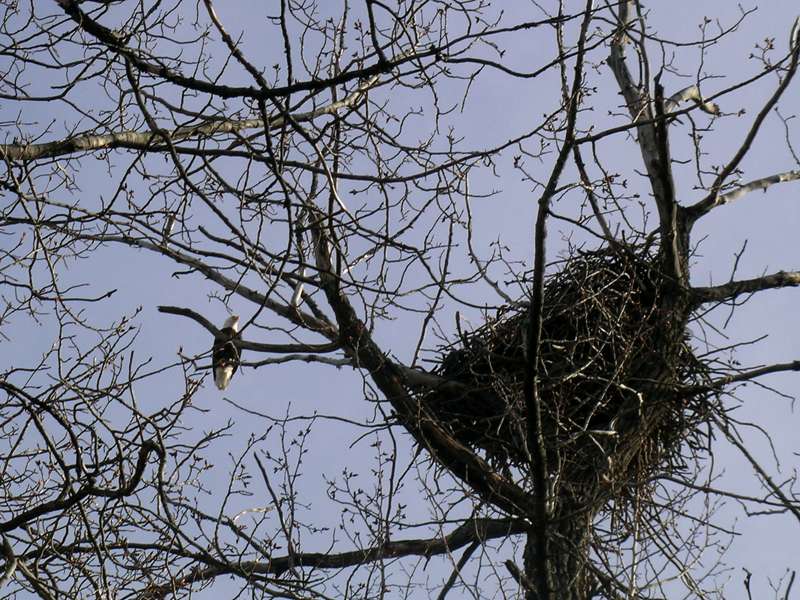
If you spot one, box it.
[223,315,240,332]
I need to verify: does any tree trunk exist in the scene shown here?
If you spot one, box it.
[523,503,593,600]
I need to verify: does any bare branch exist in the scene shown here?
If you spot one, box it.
[607,1,690,284]
[140,518,525,599]
[686,170,800,215]
[312,222,533,515]
[692,270,800,305]
[0,76,378,162]
[505,559,537,595]
[713,415,800,525]
[678,360,800,396]
[523,5,595,596]
[689,17,800,222]
[54,0,436,101]
[157,306,220,336]
[157,305,340,353]
[435,541,480,600]
[607,1,674,221]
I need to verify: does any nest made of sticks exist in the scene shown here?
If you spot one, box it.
[424,245,712,499]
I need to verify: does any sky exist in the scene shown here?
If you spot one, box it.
[1,1,799,598]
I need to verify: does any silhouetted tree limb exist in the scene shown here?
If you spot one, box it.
[692,271,800,305]
[139,518,526,599]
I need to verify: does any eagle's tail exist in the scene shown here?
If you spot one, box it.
[215,364,234,390]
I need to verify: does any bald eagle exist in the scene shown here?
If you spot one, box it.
[213,315,240,390]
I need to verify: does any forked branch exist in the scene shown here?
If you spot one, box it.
[608,0,688,284]
[688,17,800,222]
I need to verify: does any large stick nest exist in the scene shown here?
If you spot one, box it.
[425,245,712,501]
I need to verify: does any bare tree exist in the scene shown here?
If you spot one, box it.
[1,1,799,598]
